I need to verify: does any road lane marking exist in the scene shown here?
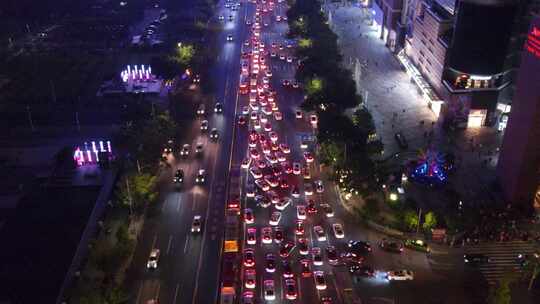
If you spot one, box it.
[184,237,190,253]
[167,235,173,254]
[135,282,143,304]
[173,283,181,304]
[152,234,158,248]
[177,199,181,212]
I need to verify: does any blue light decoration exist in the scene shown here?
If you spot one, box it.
[409,149,450,187]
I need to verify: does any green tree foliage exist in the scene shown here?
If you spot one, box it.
[115,222,130,244]
[319,141,344,166]
[171,44,195,66]
[403,210,419,231]
[422,211,437,232]
[488,275,513,304]
[117,173,158,212]
[103,286,129,304]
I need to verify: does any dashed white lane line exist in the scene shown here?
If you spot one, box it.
[166,235,173,254]
[184,238,189,253]
[173,283,181,304]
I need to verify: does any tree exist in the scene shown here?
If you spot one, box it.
[104,286,129,304]
[305,77,323,96]
[319,140,344,166]
[422,211,437,232]
[488,274,514,304]
[403,210,419,231]
[363,198,380,219]
[171,43,195,66]
[117,173,158,212]
[115,222,130,244]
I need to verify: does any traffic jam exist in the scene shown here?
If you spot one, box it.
[229,1,414,304]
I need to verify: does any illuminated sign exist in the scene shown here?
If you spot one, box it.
[525,26,540,59]
[73,140,112,166]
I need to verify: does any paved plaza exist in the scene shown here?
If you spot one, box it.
[325,2,506,207]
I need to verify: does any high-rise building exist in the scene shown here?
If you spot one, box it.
[497,16,540,207]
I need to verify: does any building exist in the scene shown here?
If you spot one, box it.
[403,0,520,128]
[497,16,540,208]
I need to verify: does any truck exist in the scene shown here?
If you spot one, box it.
[219,252,237,304]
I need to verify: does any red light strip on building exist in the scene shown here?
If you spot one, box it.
[525,26,540,59]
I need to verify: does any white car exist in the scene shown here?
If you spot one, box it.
[180,144,191,156]
[246,227,257,245]
[387,270,414,281]
[147,249,160,269]
[200,120,209,131]
[191,215,202,233]
[242,106,250,115]
[269,211,282,226]
[264,280,276,300]
[245,269,256,289]
[314,180,324,193]
[296,205,307,220]
[312,247,323,266]
[195,169,206,184]
[255,179,270,191]
[332,223,345,239]
[227,35,233,41]
[275,197,291,211]
[314,225,326,241]
[314,271,327,290]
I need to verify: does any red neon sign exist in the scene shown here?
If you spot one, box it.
[525,26,540,59]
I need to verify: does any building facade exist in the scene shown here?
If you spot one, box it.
[497,16,540,208]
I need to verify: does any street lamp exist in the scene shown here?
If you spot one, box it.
[177,42,182,48]
[389,193,398,201]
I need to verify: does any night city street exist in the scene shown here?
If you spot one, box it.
[1,1,540,304]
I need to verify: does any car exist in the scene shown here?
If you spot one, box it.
[244,208,255,224]
[302,167,311,180]
[147,249,160,269]
[326,245,339,265]
[264,279,276,300]
[286,56,293,63]
[295,220,305,235]
[312,247,323,266]
[314,271,327,290]
[280,241,296,258]
[210,128,219,140]
[271,165,282,176]
[246,227,257,245]
[291,185,300,198]
[191,215,202,233]
[285,279,297,300]
[262,227,273,244]
[195,142,204,154]
[242,291,255,304]
[250,167,262,179]
[314,225,326,241]
[265,70,273,77]
[241,157,251,169]
[300,140,309,149]
[278,177,288,188]
[464,254,491,264]
[256,159,267,169]
[304,151,314,163]
[249,148,260,160]
[253,119,261,130]
[304,183,314,196]
[218,15,224,20]
[269,131,278,142]
[332,223,345,239]
[283,162,293,174]
[244,268,256,289]
[246,183,255,197]
[307,200,317,214]
[197,103,206,115]
[394,132,408,149]
[320,203,334,217]
[195,169,206,184]
[265,253,276,273]
[174,169,184,184]
[348,240,372,253]
[227,34,233,41]
[270,211,281,226]
[243,248,256,267]
[256,195,271,208]
[273,227,284,244]
[300,259,312,277]
[298,238,309,255]
[387,270,414,281]
[180,144,191,156]
[314,180,324,193]
[349,265,375,277]
[279,143,290,154]
[268,191,280,204]
[292,162,302,175]
[228,15,234,21]
[310,114,318,125]
[255,179,270,191]
[295,110,303,119]
[264,174,279,187]
[292,81,300,88]
[242,106,250,115]
[275,197,291,211]
[279,54,286,60]
[282,79,290,86]
[270,51,277,57]
[379,238,404,253]
[297,205,307,220]
[263,122,272,132]
[214,102,223,113]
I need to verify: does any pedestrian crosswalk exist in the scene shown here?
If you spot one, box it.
[464,241,538,284]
